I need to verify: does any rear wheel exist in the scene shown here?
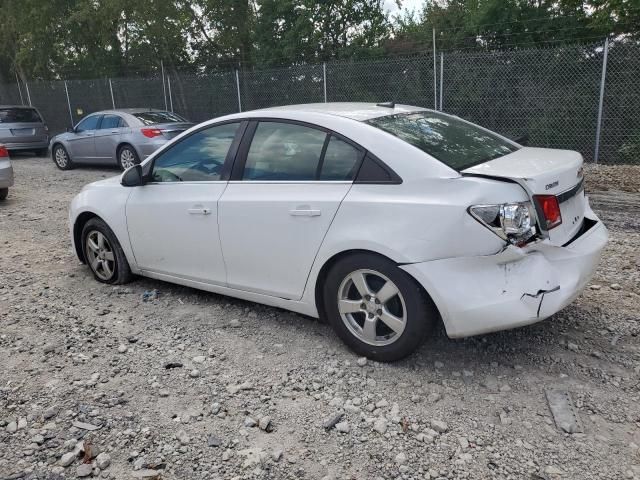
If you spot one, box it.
[118,145,139,171]
[52,144,73,170]
[0,188,8,201]
[81,218,133,284]
[323,253,436,362]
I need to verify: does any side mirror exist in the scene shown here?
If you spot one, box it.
[67,127,75,133]
[121,164,144,187]
[513,133,529,145]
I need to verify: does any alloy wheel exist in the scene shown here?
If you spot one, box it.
[337,269,407,346]
[55,147,68,168]
[85,230,116,281]
[120,149,136,169]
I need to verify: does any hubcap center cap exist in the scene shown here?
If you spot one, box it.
[364,298,378,315]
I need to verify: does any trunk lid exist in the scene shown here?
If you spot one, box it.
[463,147,586,245]
[154,122,193,140]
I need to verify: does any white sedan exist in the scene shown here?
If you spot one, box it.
[69,103,608,361]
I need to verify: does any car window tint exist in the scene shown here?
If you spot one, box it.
[320,136,361,180]
[0,108,42,123]
[100,115,122,129]
[76,115,100,132]
[243,122,327,181]
[366,112,519,171]
[152,123,239,183]
[133,111,187,125]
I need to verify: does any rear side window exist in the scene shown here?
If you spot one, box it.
[243,122,327,181]
[319,136,362,180]
[100,115,123,129]
[133,111,187,125]
[0,108,42,123]
[366,112,519,171]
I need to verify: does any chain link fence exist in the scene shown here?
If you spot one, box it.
[1,38,638,164]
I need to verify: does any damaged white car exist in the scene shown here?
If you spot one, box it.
[69,103,608,361]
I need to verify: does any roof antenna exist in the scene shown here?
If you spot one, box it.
[376,102,395,108]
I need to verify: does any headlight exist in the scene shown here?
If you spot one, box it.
[469,202,537,245]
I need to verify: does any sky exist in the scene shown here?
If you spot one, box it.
[385,0,425,16]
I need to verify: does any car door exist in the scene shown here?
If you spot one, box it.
[67,114,101,161]
[125,121,243,285]
[94,114,125,163]
[218,120,364,300]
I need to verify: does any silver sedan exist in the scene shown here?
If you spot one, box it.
[49,109,193,170]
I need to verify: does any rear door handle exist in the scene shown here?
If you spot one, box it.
[290,208,321,217]
[188,207,212,215]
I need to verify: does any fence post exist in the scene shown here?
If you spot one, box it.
[439,52,444,111]
[235,69,242,112]
[432,29,437,109]
[24,80,32,106]
[64,81,74,128]
[15,72,25,105]
[108,78,116,109]
[167,76,174,112]
[594,37,609,164]
[323,62,327,103]
[161,60,168,111]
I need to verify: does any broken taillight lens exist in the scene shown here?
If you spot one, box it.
[533,194,562,230]
[469,202,537,245]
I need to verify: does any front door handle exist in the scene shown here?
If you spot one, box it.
[290,208,321,217]
[188,207,212,215]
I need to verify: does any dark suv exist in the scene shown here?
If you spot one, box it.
[0,106,49,155]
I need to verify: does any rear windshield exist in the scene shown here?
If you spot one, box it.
[0,108,42,123]
[366,111,519,171]
[132,111,187,125]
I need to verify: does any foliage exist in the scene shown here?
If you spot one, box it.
[0,0,637,82]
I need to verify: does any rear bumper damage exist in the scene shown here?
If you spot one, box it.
[401,208,608,338]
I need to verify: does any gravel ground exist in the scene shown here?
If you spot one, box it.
[1,156,639,480]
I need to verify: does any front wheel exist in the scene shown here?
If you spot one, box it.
[323,253,436,362]
[0,188,8,201]
[118,145,139,171]
[52,144,73,170]
[81,218,133,284]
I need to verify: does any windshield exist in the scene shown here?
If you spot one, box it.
[133,111,187,125]
[366,111,519,171]
[0,108,42,123]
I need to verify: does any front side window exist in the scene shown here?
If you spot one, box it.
[366,112,519,171]
[133,111,187,125]
[0,108,42,123]
[76,115,101,132]
[243,122,327,180]
[100,115,123,129]
[151,123,239,182]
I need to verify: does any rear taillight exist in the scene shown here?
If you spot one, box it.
[533,195,562,230]
[141,128,163,138]
[0,145,8,158]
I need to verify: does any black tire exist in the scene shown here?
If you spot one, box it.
[35,148,48,157]
[52,144,74,170]
[323,253,436,362]
[0,188,8,201]
[118,144,139,171]
[81,217,133,285]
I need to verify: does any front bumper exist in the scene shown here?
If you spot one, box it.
[401,208,608,338]
[0,162,14,189]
